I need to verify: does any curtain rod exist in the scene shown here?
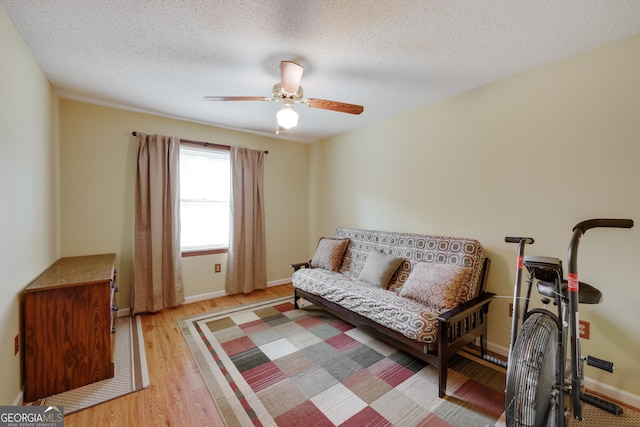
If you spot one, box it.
[131,132,268,154]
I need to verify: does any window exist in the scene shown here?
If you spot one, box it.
[179,145,230,253]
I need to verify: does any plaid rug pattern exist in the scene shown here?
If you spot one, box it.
[179,297,505,427]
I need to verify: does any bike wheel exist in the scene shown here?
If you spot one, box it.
[506,313,560,427]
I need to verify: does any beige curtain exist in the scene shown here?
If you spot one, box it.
[226,147,267,294]
[132,133,184,314]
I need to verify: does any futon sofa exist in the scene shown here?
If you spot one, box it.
[290,227,493,398]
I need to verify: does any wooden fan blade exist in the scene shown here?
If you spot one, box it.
[280,61,304,92]
[306,98,364,115]
[204,96,270,101]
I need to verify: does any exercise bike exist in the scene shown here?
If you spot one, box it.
[503,218,633,427]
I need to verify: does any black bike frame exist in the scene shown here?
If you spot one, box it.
[505,236,534,361]
[566,218,633,421]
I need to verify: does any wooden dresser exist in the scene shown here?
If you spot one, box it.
[24,253,118,401]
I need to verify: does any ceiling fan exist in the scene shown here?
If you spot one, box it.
[204,60,364,131]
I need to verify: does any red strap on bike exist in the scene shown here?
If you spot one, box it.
[517,255,523,269]
[568,273,579,292]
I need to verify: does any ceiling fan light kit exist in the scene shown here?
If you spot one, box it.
[276,99,298,129]
[204,60,364,132]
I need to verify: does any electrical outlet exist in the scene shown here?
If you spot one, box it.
[215,263,221,273]
[579,320,590,339]
[14,334,19,355]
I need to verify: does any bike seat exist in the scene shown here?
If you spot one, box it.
[536,279,603,304]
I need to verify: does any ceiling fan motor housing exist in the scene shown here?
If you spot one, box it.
[273,83,303,101]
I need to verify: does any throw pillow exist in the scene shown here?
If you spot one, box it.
[358,249,404,288]
[310,237,350,271]
[399,262,473,310]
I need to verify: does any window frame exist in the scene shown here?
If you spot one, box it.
[179,142,231,257]
[182,247,227,257]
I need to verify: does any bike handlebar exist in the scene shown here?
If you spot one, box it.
[569,218,634,274]
[505,236,535,244]
[572,218,634,234]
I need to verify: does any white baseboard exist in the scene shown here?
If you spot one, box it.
[584,377,640,410]
[486,341,509,357]
[12,387,24,406]
[267,278,293,287]
[184,290,227,304]
[117,307,131,317]
[183,278,292,305]
[119,278,293,311]
[484,340,639,409]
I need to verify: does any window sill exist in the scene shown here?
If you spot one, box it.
[182,248,228,257]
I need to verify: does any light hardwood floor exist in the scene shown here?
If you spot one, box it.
[63,283,293,427]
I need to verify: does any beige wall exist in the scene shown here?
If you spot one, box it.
[310,33,640,402]
[59,101,309,308]
[0,7,59,404]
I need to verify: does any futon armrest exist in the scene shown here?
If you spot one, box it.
[436,292,495,323]
[290,261,311,271]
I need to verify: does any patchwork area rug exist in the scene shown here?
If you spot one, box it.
[179,297,506,426]
[26,315,150,414]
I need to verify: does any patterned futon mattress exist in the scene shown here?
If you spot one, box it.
[292,268,444,345]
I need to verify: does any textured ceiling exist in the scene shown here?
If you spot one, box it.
[3,1,640,143]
